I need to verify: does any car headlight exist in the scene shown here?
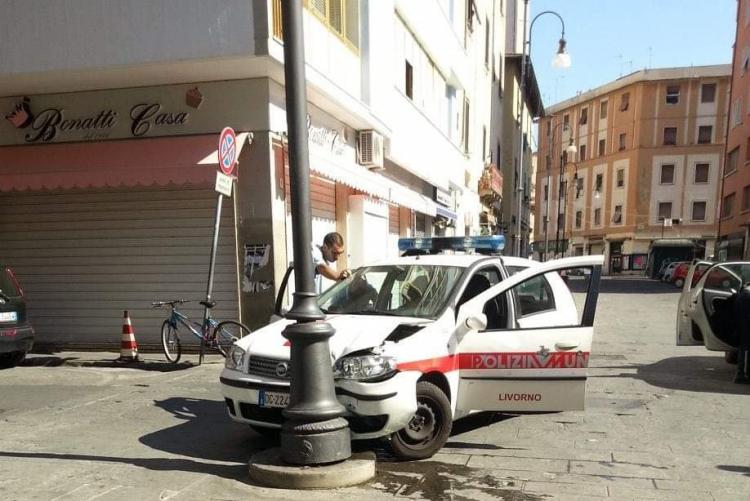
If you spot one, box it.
[225,345,246,370]
[333,354,397,381]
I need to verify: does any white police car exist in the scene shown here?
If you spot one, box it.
[221,236,603,460]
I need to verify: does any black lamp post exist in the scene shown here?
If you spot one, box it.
[279,0,350,465]
[554,139,577,257]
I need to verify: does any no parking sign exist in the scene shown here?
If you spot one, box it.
[218,127,237,175]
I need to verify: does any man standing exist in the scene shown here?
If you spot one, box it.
[312,232,350,293]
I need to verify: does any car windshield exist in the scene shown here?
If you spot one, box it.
[318,264,464,319]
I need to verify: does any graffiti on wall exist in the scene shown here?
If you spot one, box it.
[243,244,273,294]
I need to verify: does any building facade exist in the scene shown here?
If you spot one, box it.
[534,66,730,274]
[0,0,507,348]
[719,0,750,260]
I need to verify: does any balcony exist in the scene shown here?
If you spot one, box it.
[479,164,503,201]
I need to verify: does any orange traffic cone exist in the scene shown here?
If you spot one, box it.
[117,310,139,362]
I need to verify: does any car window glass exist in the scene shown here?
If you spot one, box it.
[514,275,556,316]
[457,266,501,308]
[0,269,21,297]
[704,266,742,292]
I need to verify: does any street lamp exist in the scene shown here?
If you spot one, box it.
[278,0,350,465]
[554,139,577,257]
[515,2,571,257]
[542,120,568,261]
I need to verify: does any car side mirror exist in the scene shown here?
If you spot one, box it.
[457,312,487,336]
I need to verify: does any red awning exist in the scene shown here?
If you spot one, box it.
[0,134,247,192]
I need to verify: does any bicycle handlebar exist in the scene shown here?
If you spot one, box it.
[151,299,190,308]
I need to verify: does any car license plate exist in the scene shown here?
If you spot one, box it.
[258,390,289,408]
[0,312,17,322]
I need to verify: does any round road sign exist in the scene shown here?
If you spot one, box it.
[218,127,237,175]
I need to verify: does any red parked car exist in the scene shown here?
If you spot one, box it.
[671,262,690,288]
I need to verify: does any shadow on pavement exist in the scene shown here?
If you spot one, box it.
[591,356,750,395]
[0,397,267,481]
[717,465,750,477]
[21,355,196,372]
[567,277,679,294]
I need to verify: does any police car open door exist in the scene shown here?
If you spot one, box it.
[455,256,603,412]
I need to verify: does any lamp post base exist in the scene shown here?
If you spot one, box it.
[249,449,375,489]
[281,417,351,465]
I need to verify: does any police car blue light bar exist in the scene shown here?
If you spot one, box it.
[398,235,505,252]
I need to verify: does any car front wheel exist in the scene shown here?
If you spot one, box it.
[390,381,452,460]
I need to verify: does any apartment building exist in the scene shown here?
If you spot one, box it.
[534,65,730,274]
[0,0,507,347]
[719,0,750,260]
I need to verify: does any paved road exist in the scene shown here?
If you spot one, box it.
[0,278,748,500]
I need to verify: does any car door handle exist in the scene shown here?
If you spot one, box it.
[555,341,580,351]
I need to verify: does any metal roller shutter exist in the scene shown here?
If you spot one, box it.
[0,186,238,350]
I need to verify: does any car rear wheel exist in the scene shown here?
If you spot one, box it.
[725,351,739,364]
[674,278,684,288]
[391,381,452,461]
[0,351,26,369]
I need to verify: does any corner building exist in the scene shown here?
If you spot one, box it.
[535,66,730,274]
[0,1,507,348]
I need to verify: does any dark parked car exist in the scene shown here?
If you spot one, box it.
[0,266,34,368]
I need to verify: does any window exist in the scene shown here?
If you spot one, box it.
[457,266,501,308]
[575,210,582,228]
[579,107,588,125]
[722,192,735,218]
[613,205,623,224]
[559,180,567,199]
[404,60,413,99]
[727,147,739,174]
[663,127,677,145]
[513,275,556,317]
[594,208,601,226]
[658,202,672,220]
[692,201,706,221]
[666,85,680,104]
[598,138,606,156]
[743,185,750,212]
[701,83,716,103]
[484,17,490,66]
[462,98,470,153]
[595,173,603,192]
[579,144,586,161]
[620,92,630,111]
[307,0,360,49]
[660,164,675,184]
[619,133,626,151]
[543,184,549,201]
[465,0,476,32]
[697,125,712,144]
[616,168,624,187]
[575,177,584,198]
[599,101,608,119]
[562,150,568,165]
[557,213,565,227]
[546,120,551,137]
[747,137,750,162]
[694,163,709,183]
[563,114,570,128]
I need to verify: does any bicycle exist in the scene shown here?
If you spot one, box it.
[151,299,250,364]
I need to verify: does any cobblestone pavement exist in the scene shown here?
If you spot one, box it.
[0,277,748,500]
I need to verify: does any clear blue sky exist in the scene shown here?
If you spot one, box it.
[529,0,737,107]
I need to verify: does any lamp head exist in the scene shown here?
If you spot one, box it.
[552,37,571,69]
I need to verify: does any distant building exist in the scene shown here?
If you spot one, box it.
[535,65,730,274]
[719,0,750,260]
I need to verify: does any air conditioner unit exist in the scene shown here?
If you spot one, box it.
[357,130,384,170]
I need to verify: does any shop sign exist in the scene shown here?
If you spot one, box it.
[433,187,452,207]
[1,80,267,146]
[306,114,346,157]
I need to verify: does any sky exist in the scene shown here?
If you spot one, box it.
[528,0,737,107]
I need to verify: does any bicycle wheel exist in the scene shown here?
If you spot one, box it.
[161,320,182,363]
[213,320,251,357]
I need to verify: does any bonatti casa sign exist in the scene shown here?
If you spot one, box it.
[5,96,193,144]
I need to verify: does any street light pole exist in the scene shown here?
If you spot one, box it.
[279,0,350,465]
[515,5,570,257]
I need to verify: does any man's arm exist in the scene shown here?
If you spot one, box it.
[316,264,349,281]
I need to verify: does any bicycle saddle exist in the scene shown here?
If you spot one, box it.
[200,300,216,309]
